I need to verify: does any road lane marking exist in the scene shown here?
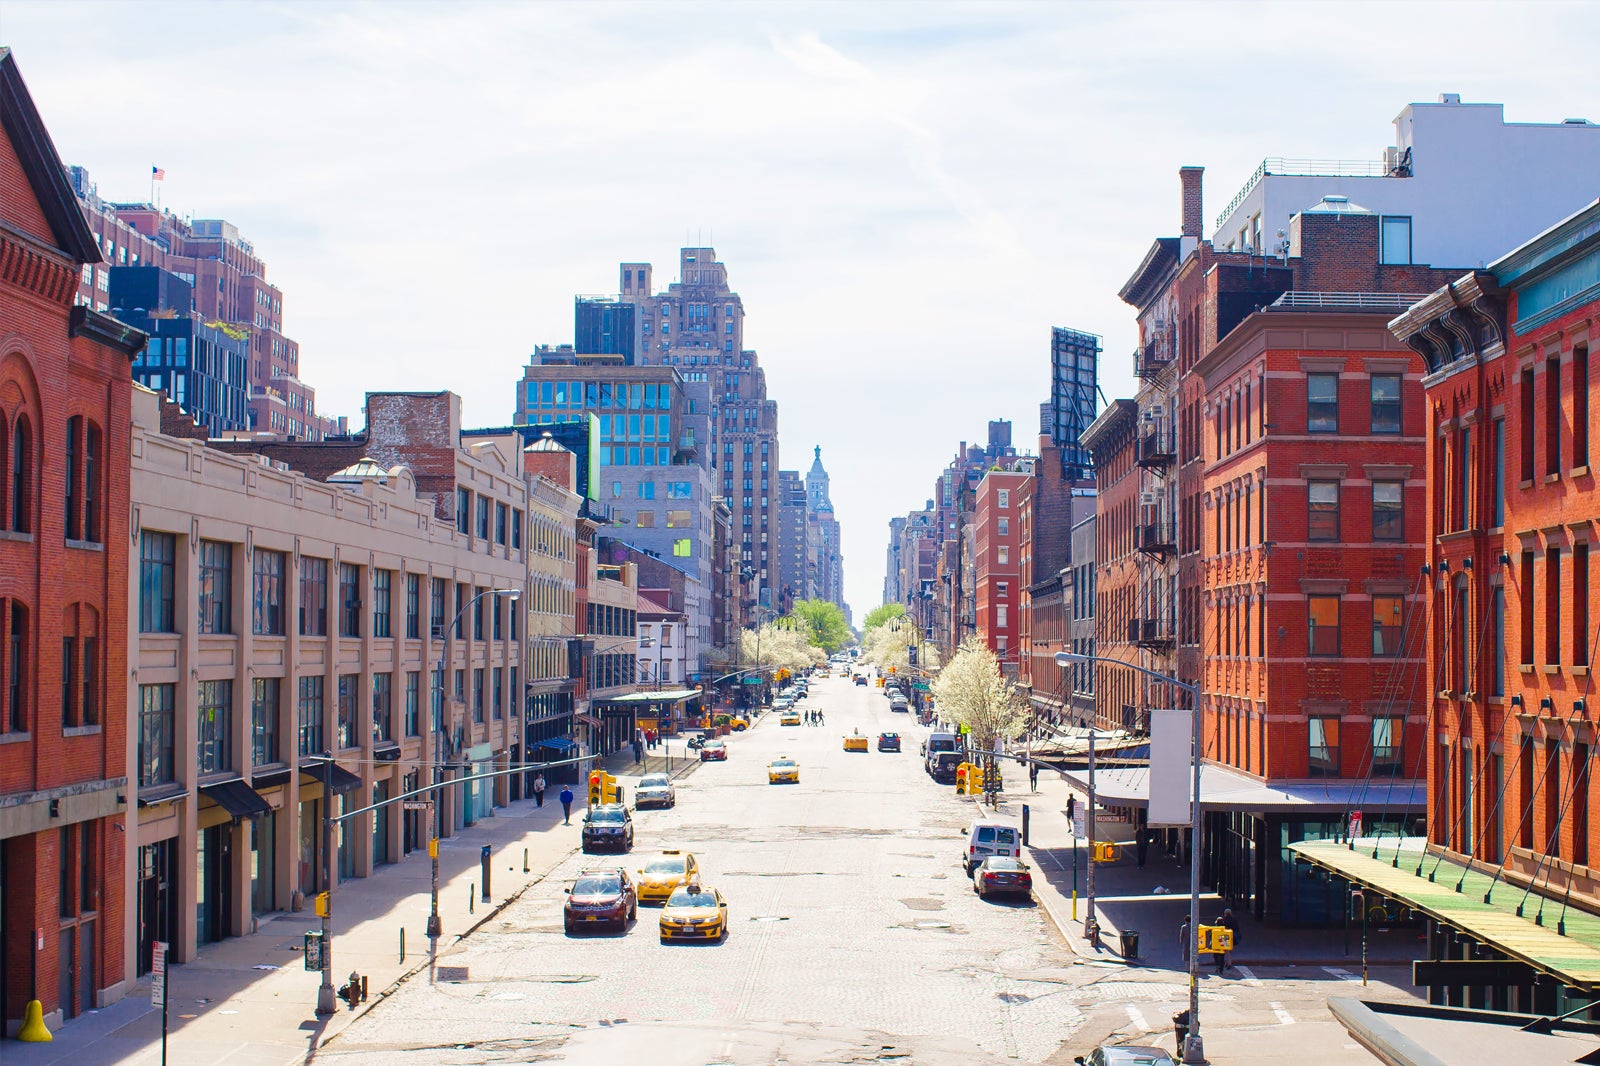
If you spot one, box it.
[1124,1005,1151,1031]
[1269,1001,1295,1025]
[1321,966,1358,980]
[1236,965,1262,986]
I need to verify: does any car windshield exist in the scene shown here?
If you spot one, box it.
[667,888,718,907]
[1104,1052,1172,1065]
[984,858,1026,871]
[588,809,626,824]
[705,741,724,749]
[572,876,619,894]
[771,760,795,769]
[644,857,687,875]
[881,733,899,739]
[639,776,670,788]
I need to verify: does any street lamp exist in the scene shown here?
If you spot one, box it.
[1057,651,1206,1066]
[430,587,520,948]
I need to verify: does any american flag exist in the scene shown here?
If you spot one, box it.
[151,166,165,181]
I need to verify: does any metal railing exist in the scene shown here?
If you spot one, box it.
[1216,156,1393,231]
[1269,291,1429,313]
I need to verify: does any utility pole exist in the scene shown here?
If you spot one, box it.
[1085,718,1098,945]
[316,753,336,1014]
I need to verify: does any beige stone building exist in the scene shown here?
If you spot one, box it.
[124,387,529,973]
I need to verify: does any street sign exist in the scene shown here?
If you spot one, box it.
[742,676,761,685]
[402,801,433,811]
[1072,807,1086,839]
[913,682,930,691]
[150,940,167,1006]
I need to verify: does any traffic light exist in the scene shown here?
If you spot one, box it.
[889,666,897,674]
[955,764,969,794]
[1092,842,1119,863]
[1197,925,1234,954]
[908,645,918,666]
[588,771,604,805]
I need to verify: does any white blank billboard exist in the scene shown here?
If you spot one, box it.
[1148,708,1192,827]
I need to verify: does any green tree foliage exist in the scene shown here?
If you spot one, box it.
[862,603,906,633]
[787,599,852,653]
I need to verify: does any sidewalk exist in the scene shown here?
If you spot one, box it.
[991,769,1423,974]
[10,789,594,1065]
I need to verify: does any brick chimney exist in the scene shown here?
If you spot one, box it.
[1180,166,1204,238]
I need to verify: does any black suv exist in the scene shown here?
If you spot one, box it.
[581,804,635,852]
[564,868,638,934]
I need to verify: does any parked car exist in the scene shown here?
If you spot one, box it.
[962,818,1022,874]
[877,732,901,752]
[700,739,728,761]
[889,694,909,712]
[634,773,676,809]
[922,732,960,773]
[563,868,638,934]
[930,750,963,784]
[972,856,1033,899]
[581,804,635,853]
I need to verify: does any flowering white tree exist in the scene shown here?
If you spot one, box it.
[931,637,1028,752]
[738,622,825,676]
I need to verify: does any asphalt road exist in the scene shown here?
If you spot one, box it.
[322,670,1413,1065]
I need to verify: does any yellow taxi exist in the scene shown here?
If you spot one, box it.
[780,710,801,726]
[659,881,728,942]
[843,730,869,753]
[635,850,699,905]
[767,757,799,784]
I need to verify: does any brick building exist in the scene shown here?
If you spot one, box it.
[973,468,1030,673]
[1081,400,1141,732]
[1388,200,1600,984]
[0,48,145,1032]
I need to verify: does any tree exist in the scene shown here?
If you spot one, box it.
[861,616,939,674]
[931,637,1028,752]
[787,599,851,654]
[739,622,825,675]
[862,602,906,633]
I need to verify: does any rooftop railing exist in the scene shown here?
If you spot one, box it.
[1216,156,1394,232]
[1269,291,1429,313]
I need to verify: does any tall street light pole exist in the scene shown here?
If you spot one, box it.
[1058,652,1205,1066]
[430,587,520,949]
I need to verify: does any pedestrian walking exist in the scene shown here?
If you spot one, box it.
[559,785,574,824]
[1065,793,1076,824]
[1215,907,1238,973]
[533,773,546,809]
[1179,916,1190,963]
[1028,761,1039,792]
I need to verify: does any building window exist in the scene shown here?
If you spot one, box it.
[998,517,1009,536]
[197,540,234,635]
[252,677,281,765]
[1308,595,1340,656]
[64,416,80,540]
[337,674,358,749]
[300,558,329,637]
[473,587,485,640]
[1519,550,1535,664]
[495,502,508,545]
[339,563,362,638]
[431,577,446,637]
[139,532,177,633]
[1546,548,1562,666]
[1371,481,1404,541]
[1308,716,1341,777]
[1379,216,1412,265]
[197,679,232,775]
[1370,374,1402,434]
[1491,419,1506,527]
[1547,356,1563,476]
[493,594,504,641]
[473,668,485,724]
[251,549,286,635]
[1491,586,1506,697]
[395,673,421,746]
[137,683,175,787]
[1307,481,1340,541]
[666,509,691,528]
[492,667,503,721]
[1577,345,1591,468]
[998,545,1009,564]
[997,604,1008,628]
[297,675,325,755]
[405,574,420,639]
[1306,373,1339,433]
[1575,543,1590,668]
[373,569,393,638]
[476,496,490,540]
[673,538,691,557]
[10,414,32,534]
[1370,717,1402,773]
[1372,595,1404,656]
[997,489,1010,509]
[372,672,393,743]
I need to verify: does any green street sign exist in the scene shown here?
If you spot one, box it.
[913,682,930,691]
[742,676,762,685]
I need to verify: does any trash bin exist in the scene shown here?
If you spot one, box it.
[1172,1009,1190,1048]
[1120,929,1140,960]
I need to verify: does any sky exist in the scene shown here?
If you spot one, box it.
[6,0,1597,619]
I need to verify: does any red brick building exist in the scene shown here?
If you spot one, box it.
[1082,400,1141,730]
[0,48,144,1032]
[1391,199,1600,913]
[973,468,1030,672]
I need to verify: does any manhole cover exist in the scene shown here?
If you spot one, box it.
[437,966,470,981]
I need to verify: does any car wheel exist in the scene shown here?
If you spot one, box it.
[565,921,575,935]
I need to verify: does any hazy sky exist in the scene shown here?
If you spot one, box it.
[7,1,1596,617]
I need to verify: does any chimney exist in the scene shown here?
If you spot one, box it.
[1180,166,1204,238]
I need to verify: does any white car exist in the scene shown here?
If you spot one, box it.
[773,696,793,711]
[634,773,676,809]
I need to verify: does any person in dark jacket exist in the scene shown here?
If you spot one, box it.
[1214,907,1238,972]
[559,785,574,824]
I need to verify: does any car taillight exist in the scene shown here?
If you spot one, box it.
[984,873,997,881]
[1018,875,1032,885]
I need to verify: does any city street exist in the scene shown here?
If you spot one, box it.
[321,671,1418,1065]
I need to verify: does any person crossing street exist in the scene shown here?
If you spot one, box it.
[559,785,574,824]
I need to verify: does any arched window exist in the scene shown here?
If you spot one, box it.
[0,413,8,530]
[84,422,103,543]
[11,415,31,534]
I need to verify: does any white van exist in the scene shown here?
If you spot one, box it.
[963,818,1022,874]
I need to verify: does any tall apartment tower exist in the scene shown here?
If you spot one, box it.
[615,248,780,615]
[805,446,848,620]
[775,470,808,613]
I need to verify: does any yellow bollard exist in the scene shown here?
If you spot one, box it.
[1071,890,1078,921]
[19,999,52,1042]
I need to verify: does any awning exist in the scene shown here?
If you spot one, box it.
[575,713,602,728]
[1059,763,1425,814]
[300,762,363,795]
[598,688,702,703]
[537,737,577,752]
[199,779,274,820]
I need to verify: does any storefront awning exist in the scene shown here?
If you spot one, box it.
[598,688,702,703]
[575,713,602,728]
[1293,837,1600,989]
[300,762,363,795]
[1060,763,1425,814]
[199,779,274,820]
[537,736,577,752]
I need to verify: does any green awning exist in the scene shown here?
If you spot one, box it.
[1291,837,1600,988]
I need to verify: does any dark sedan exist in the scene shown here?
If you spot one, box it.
[972,856,1033,900]
[877,732,901,752]
[564,868,638,934]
